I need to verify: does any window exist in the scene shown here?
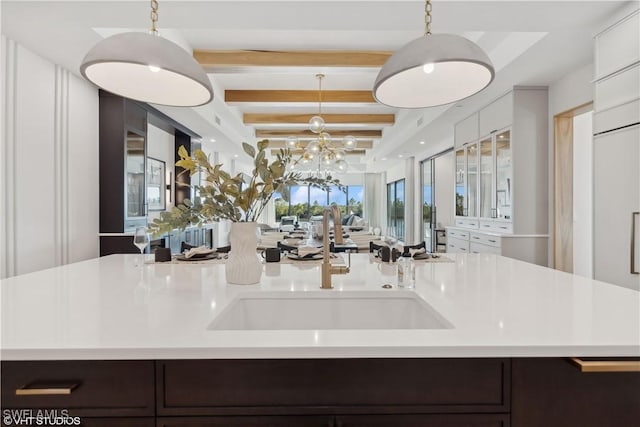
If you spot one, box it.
[273,185,362,222]
[387,179,405,240]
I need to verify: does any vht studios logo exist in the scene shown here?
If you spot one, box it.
[2,409,81,426]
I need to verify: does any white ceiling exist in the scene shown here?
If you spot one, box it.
[1,0,633,172]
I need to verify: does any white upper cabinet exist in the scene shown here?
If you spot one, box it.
[454,113,479,148]
[479,93,513,137]
[594,9,639,80]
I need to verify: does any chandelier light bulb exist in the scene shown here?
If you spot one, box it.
[343,135,357,151]
[335,159,348,173]
[306,140,321,155]
[334,149,346,160]
[309,115,325,134]
[319,131,332,146]
[285,136,299,149]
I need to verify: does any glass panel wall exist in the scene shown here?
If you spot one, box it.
[274,185,362,222]
[387,179,405,241]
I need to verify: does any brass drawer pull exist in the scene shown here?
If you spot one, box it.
[569,357,640,373]
[16,382,79,396]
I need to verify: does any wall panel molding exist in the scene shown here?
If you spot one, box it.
[1,37,98,278]
[1,37,18,279]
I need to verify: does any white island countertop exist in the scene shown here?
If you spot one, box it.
[1,253,638,360]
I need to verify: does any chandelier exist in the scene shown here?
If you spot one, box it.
[288,74,357,175]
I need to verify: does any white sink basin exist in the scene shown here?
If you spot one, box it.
[208,291,453,330]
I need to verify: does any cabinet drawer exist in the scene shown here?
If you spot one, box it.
[455,218,479,229]
[479,220,513,234]
[1,361,154,417]
[447,228,470,240]
[447,237,470,253]
[157,359,510,416]
[157,416,334,427]
[470,232,502,248]
[337,413,510,427]
[471,242,502,255]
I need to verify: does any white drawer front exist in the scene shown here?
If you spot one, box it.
[479,220,513,234]
[447,228,470,241]
[470,242,502,255]
[470,232,502,248]
[447,237,470,253]
[455,218,480,229]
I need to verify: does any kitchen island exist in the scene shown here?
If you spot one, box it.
[2,254,639,426]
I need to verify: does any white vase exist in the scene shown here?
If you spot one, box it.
[225,222,262,285]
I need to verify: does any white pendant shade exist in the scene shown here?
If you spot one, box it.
[80,32,213,107]
[373,34,494,108]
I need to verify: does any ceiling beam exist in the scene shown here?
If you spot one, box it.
[267,140,373,149]
[256,129,382,138]
[226,90,376,104]
[194,50,392,70]
[244,113,394,125]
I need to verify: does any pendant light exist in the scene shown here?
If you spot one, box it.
[80,0,213,107]
[373,0,494,108]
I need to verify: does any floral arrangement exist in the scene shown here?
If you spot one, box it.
[148,139,343,237]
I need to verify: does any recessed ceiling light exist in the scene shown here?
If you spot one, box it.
[398,154,404,158]
[210,138,216,142]
[234,154,239,158]
[419,140,425,145]
[381,157,387,161]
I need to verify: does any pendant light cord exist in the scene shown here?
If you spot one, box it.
[150,0,159,35]
[316,73,324,116]
[424,0,432,36]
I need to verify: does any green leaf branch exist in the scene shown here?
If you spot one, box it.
[148,139,344,238]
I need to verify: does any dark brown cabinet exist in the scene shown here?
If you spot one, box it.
[511,358,640,427]
[2,358,639,427]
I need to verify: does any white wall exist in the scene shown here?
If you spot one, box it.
[1,37,99,278]
[572,111,593,278]
[547,62,594,267]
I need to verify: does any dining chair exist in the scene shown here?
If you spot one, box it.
[277,241,298,253]
[181,241,197,253]
[402,241,426,257]
[369,241,385,253]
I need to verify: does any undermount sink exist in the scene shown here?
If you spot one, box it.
[208,291,453,330]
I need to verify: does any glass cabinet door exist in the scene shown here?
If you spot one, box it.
[455,148,465,216]
[466,143,478,217]
[495,130,512,219]
[479,137,494,218]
